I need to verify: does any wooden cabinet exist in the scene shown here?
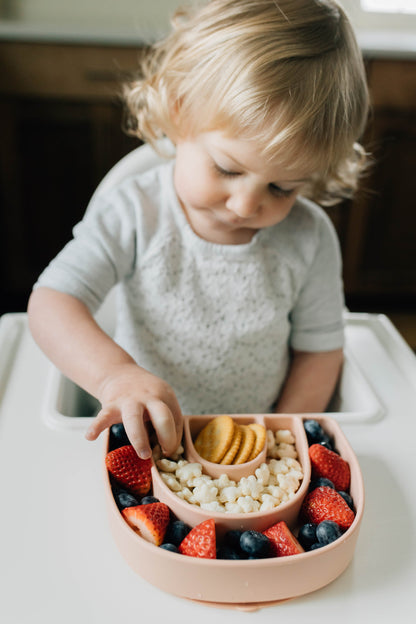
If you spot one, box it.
[0,42,142,313]
[0,43,415,314]
[339,59,416,309]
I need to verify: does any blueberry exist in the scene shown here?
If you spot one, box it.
[114,489,139,510]
[110,423,130,448]
[140,495,160,505]
[303,419,333,448]
[338,491,354,510]
[163,520,191,546]
[224,530,244,549]
[239,531,271,558]
[297,523,318,550]
[309,542,324,550]
[316,520,342,546]
[160,543,179,553]
[221,530,246,559]
[217,545,245,560]
[309,477,335,491]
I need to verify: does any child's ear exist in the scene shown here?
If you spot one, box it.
[167,97,184,142]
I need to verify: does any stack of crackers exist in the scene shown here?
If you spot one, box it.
[194,415,266,465]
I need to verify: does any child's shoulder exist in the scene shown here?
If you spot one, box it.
[82,160,177,251]
[262,195,340,267]
[291,195,333,226]
[85,160,175,227]
[94,159,174,205]
[283,195,339,243]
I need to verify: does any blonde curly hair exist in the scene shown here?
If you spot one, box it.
[124,0,369,205]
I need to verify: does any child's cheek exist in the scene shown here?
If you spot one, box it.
[175,168,222,209]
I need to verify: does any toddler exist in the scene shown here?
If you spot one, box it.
[28,0,369,460]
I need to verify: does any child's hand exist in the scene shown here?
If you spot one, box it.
[85,363,183,460]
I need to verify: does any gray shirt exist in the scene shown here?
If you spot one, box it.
[36,161,344,414]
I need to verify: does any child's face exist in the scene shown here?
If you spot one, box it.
[173,131,310,245]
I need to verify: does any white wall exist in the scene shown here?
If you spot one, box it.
[5,1,190,29]
[4,1,416,36]
[339,0,416,32]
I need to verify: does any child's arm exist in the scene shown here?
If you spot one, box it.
[274,348,343,414]
[27,287,183,459]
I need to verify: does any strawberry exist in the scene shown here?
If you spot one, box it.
[178,519,216,559]
[309,444,350,492]
[301,486,355,531]
[105,445,152,497]
[122,502,170,546]
[262,521,304,557]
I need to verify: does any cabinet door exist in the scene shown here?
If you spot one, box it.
[0,41,142,313]
[0,97,138,312]
[342,60,416,304]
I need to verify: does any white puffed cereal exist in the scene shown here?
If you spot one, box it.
[224,501,244,513]
[275,429,295,445]
[255,463,270,485]
[282,457,302,471]
[153,424,303,514]
[267,473,278,486]
[177,486,193,502]
[160,472,182,492]
[266,429,275,453]
[268,459,289,475]
[218,485,241,504]
[176,462,202,483]
[265,485,287,502]
[277,472,301,493]
[200,501,225,512]
[239,475,263,500]
[189,475,213,488]
[236,496,260,513]
[274,443,298,459]
[260,494,279,510]
[169,444,184,461]
[156,458,178,473]
[193,483,218,504]
[213,474,236,489]
[175,488,189,500]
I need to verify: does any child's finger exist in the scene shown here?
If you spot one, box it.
[121,401,152,460]
[146,399,179,456]
[85,405,120,440]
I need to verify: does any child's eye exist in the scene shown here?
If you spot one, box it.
[213,163,240,177]
[268,183,294,198]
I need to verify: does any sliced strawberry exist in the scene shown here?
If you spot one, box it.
[105,445,152,497]
[309,444,350,492]
[122,502,170,546]
[178,519,216,559]
[301,486,355,531]
[262,521,304,557]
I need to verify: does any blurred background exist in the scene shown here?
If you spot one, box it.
[0,0,415,348]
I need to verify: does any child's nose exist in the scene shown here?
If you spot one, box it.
[226,188,263,218]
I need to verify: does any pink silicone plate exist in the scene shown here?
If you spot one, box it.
[103,414,364,609]
[152,414,310,536]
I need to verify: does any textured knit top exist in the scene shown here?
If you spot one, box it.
[35,160,345,414]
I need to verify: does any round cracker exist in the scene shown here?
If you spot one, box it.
[194,415,235,463]
[233,424,256,464]
[220,425,243,465]
[247,423,267,461]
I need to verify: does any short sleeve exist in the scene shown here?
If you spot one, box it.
[34,194,137,314]
[289,212,345,352]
